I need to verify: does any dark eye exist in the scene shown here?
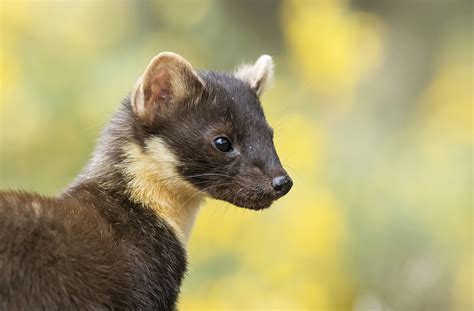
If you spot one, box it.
[214,137,232,152]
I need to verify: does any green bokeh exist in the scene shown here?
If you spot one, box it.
[1,1,472,309]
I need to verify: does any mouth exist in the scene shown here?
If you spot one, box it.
[231,196,275,211]
[201,185,277,210]
[198,179,291,211]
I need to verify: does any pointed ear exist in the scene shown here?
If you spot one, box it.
[131,52,205,125]
[234,55,274,96]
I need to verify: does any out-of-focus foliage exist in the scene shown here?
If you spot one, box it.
[282,0,384,96]
[0,0,472,310]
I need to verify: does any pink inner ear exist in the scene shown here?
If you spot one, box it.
[147,71,172,103]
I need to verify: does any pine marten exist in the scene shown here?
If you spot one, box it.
[0,52,293,310]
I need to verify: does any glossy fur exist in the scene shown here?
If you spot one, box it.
[0,53,291,310]
[151,71,286,210]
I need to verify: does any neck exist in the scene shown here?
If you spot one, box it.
[120,139,205,243]
[70,100,204,245]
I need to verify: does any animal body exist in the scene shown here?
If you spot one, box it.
[0,52,292,310]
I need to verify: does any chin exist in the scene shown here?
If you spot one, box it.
[206,189,277,211]
[229,197,275,211]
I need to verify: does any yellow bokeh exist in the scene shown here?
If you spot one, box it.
[274,113,324,174]
[282,0,384,97]
[453,257,474,310]
[418,53,472,144]
[1,1,471,310]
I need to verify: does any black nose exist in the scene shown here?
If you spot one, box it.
[271,175,293,197]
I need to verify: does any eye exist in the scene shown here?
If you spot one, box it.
[214,136,233,152]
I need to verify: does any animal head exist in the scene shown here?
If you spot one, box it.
[129,52,292,210]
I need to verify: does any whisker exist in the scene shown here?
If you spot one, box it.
[186,173,234,179]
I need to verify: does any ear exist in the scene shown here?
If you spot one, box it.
[234,55,274,96]
[132,52,205,125]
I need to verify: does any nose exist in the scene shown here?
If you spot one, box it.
[271,175,293,198]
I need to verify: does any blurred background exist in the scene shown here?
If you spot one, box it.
[0,0,472,310]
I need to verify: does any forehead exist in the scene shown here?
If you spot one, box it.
[198,71,267,124]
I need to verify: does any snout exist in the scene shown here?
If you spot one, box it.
[271,175,293,199]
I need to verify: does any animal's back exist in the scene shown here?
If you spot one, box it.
[0,188,187,310]
[0,191,135,310]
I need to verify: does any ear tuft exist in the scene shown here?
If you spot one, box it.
[234,55,274,96]
[131,52,204,125]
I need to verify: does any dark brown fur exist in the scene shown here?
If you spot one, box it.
[0,53,292,310]
[0,183,186,310]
